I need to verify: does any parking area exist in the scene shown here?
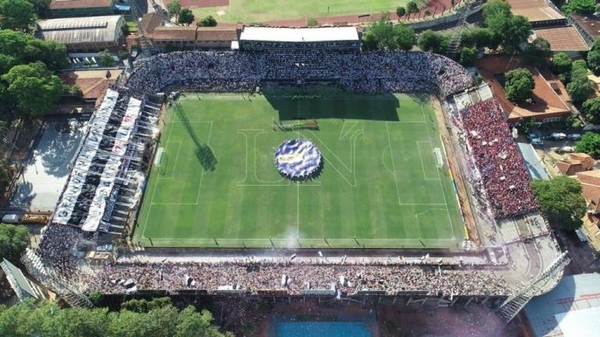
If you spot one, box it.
[10,118,87,212]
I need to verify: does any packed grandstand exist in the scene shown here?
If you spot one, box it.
[22,44,563,303]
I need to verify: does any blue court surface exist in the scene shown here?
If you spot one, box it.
[276,322,371,337]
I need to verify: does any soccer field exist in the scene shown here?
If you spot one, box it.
[190,0,423,23]
[134,91,463,249]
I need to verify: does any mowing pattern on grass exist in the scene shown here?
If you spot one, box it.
[190,0,426,23]
[135,91,462,249]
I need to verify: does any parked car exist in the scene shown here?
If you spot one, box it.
[528,133,543,145]
[556,146,575,153]
[567,133,582,140]
[549,132,567,140]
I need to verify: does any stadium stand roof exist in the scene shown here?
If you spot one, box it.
[37,15,123,45]
[0,259,47,303]
[239,26,359,42]
[197,28,238,41]
[524,273,600,337]
[151,26,196,41]
[533,27,589,52]
[48,0,113,10]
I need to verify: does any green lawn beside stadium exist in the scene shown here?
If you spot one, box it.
[134,91,463,250]
[191,0,427,24]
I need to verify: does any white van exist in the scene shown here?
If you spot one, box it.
[1,214,21,224]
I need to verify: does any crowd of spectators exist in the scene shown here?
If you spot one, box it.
[458,99,538,219]
[87,260,509,297]
[127,50,474,97]
[26,49,512,298]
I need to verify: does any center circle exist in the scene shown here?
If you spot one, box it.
[274,139,322,180]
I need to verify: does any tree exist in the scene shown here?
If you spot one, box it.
[2,61,63,117]
[531,176,587,231]
[460,46,478,66]
[523,38,552,67]
[482,0,511,20]
[167,0,181,21]
[562,0,595,15]
[552,52,572,76]
[307,17,318,27]
[362,16,415,51]
[98,49,114,67]
[396,6,406,19]
[587,39,600,75]
[567,61,594,102]
[406,1,418,14]
[0,224,29,263]
[504,68,535,103]
[417,30,449,54]
[27,0,51,16]
[197,15,217,27]
[460,27,495,49]
[0,0,35,30]
[0,300,232,337]
[178,8,194,26]
[576,132,600,158]
[484,0,532,52]
[582,97,600,124]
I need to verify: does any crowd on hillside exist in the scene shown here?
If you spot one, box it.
[127,50,474,97]
[458,99,538,219]
[86,260,509,297]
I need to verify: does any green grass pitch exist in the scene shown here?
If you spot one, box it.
[191,0,428,24]
[134,91,464,250]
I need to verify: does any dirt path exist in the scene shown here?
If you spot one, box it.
[431,97,481,249]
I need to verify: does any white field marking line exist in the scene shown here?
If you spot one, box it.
[236,130,249,184]
[385,122,402,206]
[421,104,457,241]
[149,237,457,243]
[157,141,181,180]
[381,145,395,176]
[305,129,362,187]
[253,130,289,185]
[235,128,264,185]
[416,141,439,181]
[339,120,358,141]
[153,121,213,205]
[141,108,179,238]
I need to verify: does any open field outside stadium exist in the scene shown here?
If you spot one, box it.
[188,0,428,23]
[134,90,463,249]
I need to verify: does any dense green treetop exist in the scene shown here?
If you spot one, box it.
[566,60,594,102]
[523,38,552,67]
[551,52,573,76]
[2,61,63,117]
[582,97,600,124]
[531,176,587,231]
[0,298,233,337]
[0,0,35,30]
[0,224,29,263]
[504,68,535,103]
[178,8,195,26]
[562,0,596,15]
[362,15,416,51]
[576,132,600,158]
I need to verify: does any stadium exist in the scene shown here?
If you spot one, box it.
[22,25,568,333]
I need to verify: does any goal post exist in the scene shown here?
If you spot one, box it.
[434,147,444,169]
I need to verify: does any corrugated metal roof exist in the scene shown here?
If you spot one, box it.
[239,26,359,43]
[37,15,123,45]
[524,273,600,337]
[49,0,113,10]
